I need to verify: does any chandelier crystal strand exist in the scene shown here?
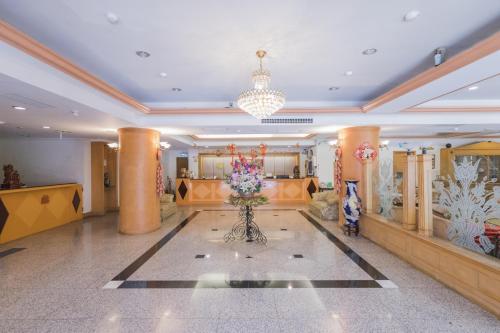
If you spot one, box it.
[237,50,285,119]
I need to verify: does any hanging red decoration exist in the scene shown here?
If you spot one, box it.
[227,143,237,165]
[334,147,342,194]
[250,148,258,160]
[259,143,267,157]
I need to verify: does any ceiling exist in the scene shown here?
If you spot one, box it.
[0,73,132,140]
[0,0,499,106]
[0,0,499,147]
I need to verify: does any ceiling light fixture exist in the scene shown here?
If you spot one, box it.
[159,142,171,150]
[362,48,377,55]
[403,10,420,22]
[136,50,150,58]
[195,133,309,139]
[159,72,167,78]
[328,139,338,146]
[42,126,50,129]
[237,50,285,119]
[344,71,353,76]
[172,87,182,92]
[12,106,26,110]
[106,12,120,24]
[468,85,479,91]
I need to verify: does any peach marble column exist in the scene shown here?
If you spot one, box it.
[338,126,380,226]
[118,128,161,234]
[402,155,417,231]
[417,154,433,236]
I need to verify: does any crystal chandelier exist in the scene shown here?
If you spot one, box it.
[237,50,285,119]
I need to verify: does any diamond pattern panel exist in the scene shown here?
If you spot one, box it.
[284,183,301,199]
[193,183,211,199]
[15,195,42,227]
[178,181,188,199]
[0,198,8,235]
[307,180,317,198]
[72,190,81,213]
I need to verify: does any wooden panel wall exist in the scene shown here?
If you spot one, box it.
[360,213,500,318]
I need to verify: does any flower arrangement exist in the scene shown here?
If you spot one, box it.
[354,142,377,161]
[226,153,264,196]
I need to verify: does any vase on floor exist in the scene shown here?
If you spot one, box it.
[343,180,361,227]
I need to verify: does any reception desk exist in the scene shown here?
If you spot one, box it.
[0,183,83,244]
[175,177,319,205]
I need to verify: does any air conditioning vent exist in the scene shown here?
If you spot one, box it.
[261,118,313,124]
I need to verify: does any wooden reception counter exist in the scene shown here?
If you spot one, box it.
[0,183,83,244]
[175,177,319,205]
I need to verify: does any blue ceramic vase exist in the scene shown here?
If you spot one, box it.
[342,180,361,227]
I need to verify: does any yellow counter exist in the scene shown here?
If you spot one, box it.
[0,183,83,244]
[175,178,319,205]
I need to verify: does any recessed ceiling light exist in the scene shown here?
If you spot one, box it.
[172,88,182,92]
[159,72,167,78]
[344,71,353,76]
[362,48,377,55]
[329,86,340,91]
[106,12,120,24]
[136,50,150,58]
[42,126,50,129]
[403,10,420,22]
[468,85,479,91]
[12,106,26,110]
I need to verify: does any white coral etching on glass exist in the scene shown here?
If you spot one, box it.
[436,158,500,254]
[377,152,402,219]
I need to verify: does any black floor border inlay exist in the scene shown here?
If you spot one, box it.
[0,247,26,258]
[112,211,200,281]
[298,210,388,280]
[118,279,381,289]
[203,209,297,211]
[110,208,391,288]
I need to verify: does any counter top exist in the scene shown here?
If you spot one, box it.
[0,183,79,195]
[179,177,317,181]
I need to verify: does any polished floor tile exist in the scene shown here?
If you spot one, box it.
[0,204,497,332]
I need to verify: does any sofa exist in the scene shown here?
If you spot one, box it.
[160,193,177,221]
[309,190,339,221]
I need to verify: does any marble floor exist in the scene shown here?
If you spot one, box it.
[0,205,498,332]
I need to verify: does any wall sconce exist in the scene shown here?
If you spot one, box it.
[328,139,338,147]
[379,140,390,148]
[159,142,171,150]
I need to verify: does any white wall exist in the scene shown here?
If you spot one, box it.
[0,138,92,213]
[316,141,334,186]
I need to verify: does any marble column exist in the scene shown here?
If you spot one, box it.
[118,128,161,234]
[338,126,380,226]
[417,154,433,236]
[402,155,417,231]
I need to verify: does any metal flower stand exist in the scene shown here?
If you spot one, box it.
[224,194,268,245]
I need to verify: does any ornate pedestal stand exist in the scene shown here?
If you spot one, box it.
[224,194,268,245]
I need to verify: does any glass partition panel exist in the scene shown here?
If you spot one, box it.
[376,148,403,224]
[435,156,500,260]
